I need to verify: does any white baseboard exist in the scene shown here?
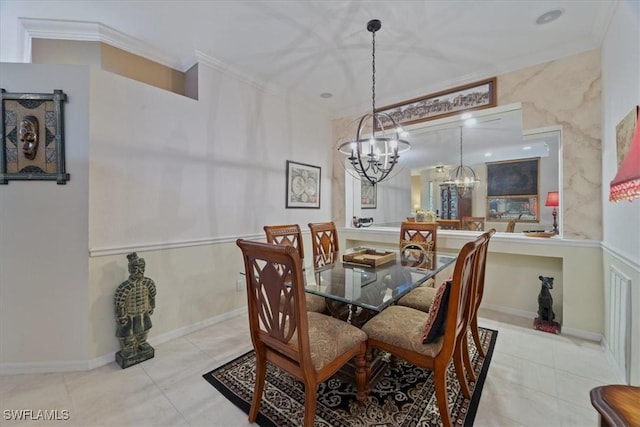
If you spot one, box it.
[561,326,602,343]
[482,303,538,320]
[1,307,248,375]
[0,359,92,375]
[482,303,602,342]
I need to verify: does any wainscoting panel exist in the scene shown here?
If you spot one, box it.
[608,266,632,384]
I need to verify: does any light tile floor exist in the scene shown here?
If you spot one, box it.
[0,308,622,426]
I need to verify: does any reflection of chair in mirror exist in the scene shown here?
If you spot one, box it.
[399,221,437,287]
[436,219,461,230]
[236,239,368,427]
[263,224,326,313]
[362,233,485,427]
[505,219,517,233]
[462,216,485,231]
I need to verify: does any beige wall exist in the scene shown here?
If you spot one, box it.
[32,38,102,66]
[499,49,601,240]
[0,57,334,373]
[101,44,185,96]
[88,243,245,359]
[31,38,187,96]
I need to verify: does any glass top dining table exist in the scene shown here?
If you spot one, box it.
[303,247,457,313]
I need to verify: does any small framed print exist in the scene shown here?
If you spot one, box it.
[361,180,376,209]
[1,89,70,184]
[286,160,321,208]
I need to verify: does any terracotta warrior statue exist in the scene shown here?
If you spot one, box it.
[114,253,156,359]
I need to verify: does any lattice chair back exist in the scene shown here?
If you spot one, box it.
[308,222,340,266]
[399,220,437,252]
[264,224,305,260]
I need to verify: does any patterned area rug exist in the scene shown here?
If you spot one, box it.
[203,327,497,426]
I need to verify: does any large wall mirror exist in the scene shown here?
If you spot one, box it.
[346,103,561,233]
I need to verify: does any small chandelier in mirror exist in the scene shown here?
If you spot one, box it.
[338,19,411,185]
[444,126,479,197]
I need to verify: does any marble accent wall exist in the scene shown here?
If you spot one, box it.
[499,49,602,240]
[332,116,359,227]
[332,49,602,240]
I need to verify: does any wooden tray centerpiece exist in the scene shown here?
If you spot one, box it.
[342,248,396,267]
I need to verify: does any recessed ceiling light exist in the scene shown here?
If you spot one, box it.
[484,152,492,157]
[320,92,333,99]
[522,146,532,150]
[536,9,563,25]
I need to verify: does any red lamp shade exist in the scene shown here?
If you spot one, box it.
[545,191,559,207]
[610,109,640,202]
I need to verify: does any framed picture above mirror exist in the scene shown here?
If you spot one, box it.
[375,77,496,129]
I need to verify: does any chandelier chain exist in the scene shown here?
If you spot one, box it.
[371,28,376,114]
[459,127,463,166]
[336,19,410,186]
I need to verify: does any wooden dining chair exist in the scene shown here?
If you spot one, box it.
[264,224,326,313]
[398,229,495,359]
[399,221,437,287]
[236,239,368,427]
[400,220,437,251]
[468,229,495,359]
[505,219,517,233]
[264,224,306,258]
[436,219,461,230]
[361,234,486,427]
[450,229,495,393]
[462,216,485,231]
[308,221,340,266]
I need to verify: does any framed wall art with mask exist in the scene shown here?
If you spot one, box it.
[1,89,70,184]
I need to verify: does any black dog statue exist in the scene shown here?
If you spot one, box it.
[537,275,555,323]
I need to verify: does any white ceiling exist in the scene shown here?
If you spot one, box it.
[0,0,616,118]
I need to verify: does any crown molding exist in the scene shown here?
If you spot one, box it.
[18,18,182,70]
[194,49,267,91]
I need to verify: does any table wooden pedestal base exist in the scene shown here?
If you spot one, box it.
[335,349,390,390]
[324,300,390,388]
